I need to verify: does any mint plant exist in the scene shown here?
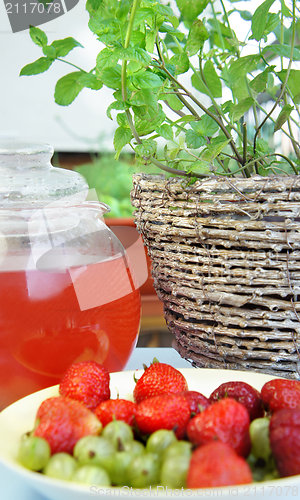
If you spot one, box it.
[21,0,300,179]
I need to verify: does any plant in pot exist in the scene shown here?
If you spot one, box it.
[21,0,300,378]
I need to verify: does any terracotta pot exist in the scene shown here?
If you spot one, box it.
[105,217,156,295]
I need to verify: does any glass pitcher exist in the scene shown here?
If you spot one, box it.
[0,142,141,409]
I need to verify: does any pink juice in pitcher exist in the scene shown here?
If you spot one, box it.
[0,255,141,409]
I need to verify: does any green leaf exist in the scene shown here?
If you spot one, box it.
[96,48,119,71]
[29,25,47,47]
[256,138,271,155]
[277,69,300,103]
[145,28,157,53]
[191,71,207,93]
[130,31,145,48]
[263,44,300,61]
[188,160,211,175]
[133,8,155,26]
[120,47,151,66]
[106,100,128,120]
[79,73,103,90]
[132,71,163,89]
[86,0,102,15]
[274,104,294,132]
[55,71,102,106]
[135,105,165,136]
[263,13,280,36]
[42,45,56,59]
[156,124,173,141]
[186,20,209,56]
[203,61,222,98]
[251,0,276,41]
[97,46,151,74]
[185,129,206,149]
[51,38,83,57]
[20,57,53,76]
[201,136,231,161]
[117,113,128,127]
[191,115,219,136]
[222,101,234,114]
[54,72,85,106]
[249,66,275,94]
[228,54,260,80]
[280,0,293,17]
[175,0,209,23]
[238,10,252,21]
[162,93,184,111]
[155,3,178,25]
[100,66,122,89]
[135,139,157,158]
[169,53,190,75]
[230,97,254,121]
[159,23,184,40]
[113,127,132,159]
[191,61,222,98]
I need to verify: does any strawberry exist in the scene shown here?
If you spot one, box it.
[209,381,264,421]
[261,378,300,413]
[179,390,210,416]
[187,397,251,457]
[187,441,252,488]
[94,399,137,427]
[269,408,300,477]
[135,393,190,438]
[33,396,101,454]
[133,362,188,404]
[59,360,110,410]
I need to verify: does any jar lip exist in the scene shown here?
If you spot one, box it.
[0,141,53,156]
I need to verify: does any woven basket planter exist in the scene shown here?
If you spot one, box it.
[131,173,300,379]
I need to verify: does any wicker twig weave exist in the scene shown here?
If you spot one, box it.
[131,173,300,379]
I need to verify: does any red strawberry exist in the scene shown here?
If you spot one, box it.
[133,362,188,404]
[209,381,264,421]
[34,396,101,454]
[187,441,252,488]
[94,399,137,427]
[179,390,210,416]
[269,408,300,477]
[261,378,300,413]
[59,361,110,410]
[187,397,251,457]
[135,393,190,438]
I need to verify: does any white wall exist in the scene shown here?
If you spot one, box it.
[0,0,280,153]
[0,1,115,152]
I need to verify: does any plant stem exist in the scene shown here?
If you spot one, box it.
[253,98,300,148]
[219,0,240,58]
[267,153,298,174]
[287,118,300,161]
[253,0,296,155]
[196,57,242,139]
[120,0,208,179]
[121,0,142,145]
[56,58,86,72]
[242,122,247,166]
[156,37,202,120]
[159,64,243,164]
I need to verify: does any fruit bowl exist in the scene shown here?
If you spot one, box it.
[0,368,299,500]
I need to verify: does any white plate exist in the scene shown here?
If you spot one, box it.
[0,368,299,500]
